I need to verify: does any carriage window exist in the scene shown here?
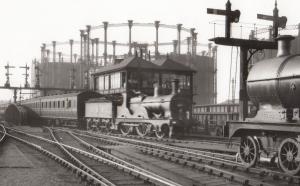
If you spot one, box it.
[94,77,99,90]
[104,75,110,90]
[68,100,71,108]
[62,101,65,108]
[58,101,60,108]
[110,72,121,89]
[98,76,104,90]
[121,72,126,88]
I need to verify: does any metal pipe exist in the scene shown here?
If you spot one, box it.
[187,37,191,54]
[103,21,108,65]
[46,50,50,62]
[86,25,91,64]
[128,20,133,56]
[52,41,56,62]
[95,38,99,65]
[190,28,195,55]
[69,39,73,63]
[154,21,160,58]
[193,32,198,55]
[80,30,85,62]
[173,40,178,54]
[91,39,95,64]
[177,24,182,54]
[112,40,116,63]
[83,34,87,64]
[58,52,62,62]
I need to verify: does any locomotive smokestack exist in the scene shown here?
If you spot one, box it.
[171,79,179,95]
[153,83,160,97]
[276,35,295,57]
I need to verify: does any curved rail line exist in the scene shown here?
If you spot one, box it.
[68,130,274,186]
[70,129,300,185]
[6,132,106,186]
[47,127,115,186]
[6,127,181,186]
[100,131,240,148]
[72,129,237,161]
[0,124,7,143]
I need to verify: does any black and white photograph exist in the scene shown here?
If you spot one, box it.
[0,0,300,185]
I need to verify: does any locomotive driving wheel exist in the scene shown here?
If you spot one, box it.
[278,138,300,175]
[119,123,133,136]
[135,123,151,137]
[239,136,259,167]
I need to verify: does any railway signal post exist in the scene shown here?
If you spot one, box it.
[20,64,30,88]
[207,0,240,38]
[257,0,287,38]
[207,0,279,121]
[4,63,15,88]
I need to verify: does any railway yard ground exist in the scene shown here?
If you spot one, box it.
[0,124,299,186]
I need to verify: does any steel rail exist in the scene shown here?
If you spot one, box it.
[68,130,273,186]
[74,129,237,161]
[47,128,114,186]
[6,132,106,186]
[69,129,300,185]
[66,131,181,186]
[6,127,181,186]
[0,124,7,143]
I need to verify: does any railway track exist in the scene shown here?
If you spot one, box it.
[5,126,182,186]
[96,130,240,147]
[67,129,300,186]
[5,130,106,185]
[0,123,7,144]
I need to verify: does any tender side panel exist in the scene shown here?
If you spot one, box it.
[85,102,112,118]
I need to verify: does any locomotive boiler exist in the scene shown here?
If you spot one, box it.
[226,35,300,175]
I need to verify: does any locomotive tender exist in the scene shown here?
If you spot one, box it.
[225,35,300,175]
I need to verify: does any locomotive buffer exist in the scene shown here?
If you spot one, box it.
[207,0,278,120]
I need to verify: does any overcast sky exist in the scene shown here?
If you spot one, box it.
[0,0,299,102]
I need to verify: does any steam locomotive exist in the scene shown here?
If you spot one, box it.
[6,79,192,139]
[225,35,300,175]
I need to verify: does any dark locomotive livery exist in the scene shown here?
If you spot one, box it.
[12,80,192,139]
[86,80,192,138]
[225,35,300,175]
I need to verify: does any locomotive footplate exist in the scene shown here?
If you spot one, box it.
[225,121,300,138]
